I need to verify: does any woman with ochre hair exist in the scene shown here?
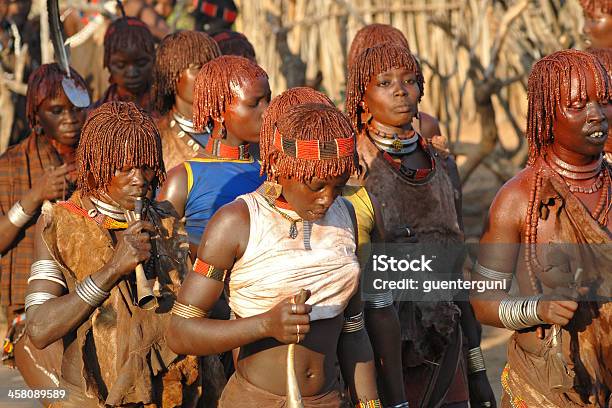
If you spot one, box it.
[347,23,463,224]
[346,43,496,408]
[260,86,408,407]
[152,30,221,170]
[167,103,381,407]
[0,63,89,399]
[157,55,270,255]
[93,17,156,112]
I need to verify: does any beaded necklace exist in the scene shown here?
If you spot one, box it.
[59,200,129,230]
[547,152,604,194]
[205,138,250,160]
[170,111,210,153]
[367,126,419,155]
[257,187,302,239]
[524,160,611,293]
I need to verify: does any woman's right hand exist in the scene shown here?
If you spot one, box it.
[108,221,156,278]
[263,296,312,344]
[22,164,76,213]
[536,295,579,326]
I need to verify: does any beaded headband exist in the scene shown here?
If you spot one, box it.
[272,127,355,160]
[105,19,148,39]
[213,31,247,42]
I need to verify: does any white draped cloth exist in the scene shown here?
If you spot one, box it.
[228,192,360,321]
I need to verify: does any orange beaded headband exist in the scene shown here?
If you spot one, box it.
[273,127,355,160]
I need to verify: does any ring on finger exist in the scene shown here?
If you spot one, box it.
[291,304,297,314]
[296,333,301,344]
[296,324,300,335]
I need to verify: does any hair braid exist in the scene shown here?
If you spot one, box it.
[580,0,612,17]
[526,49,610,165]
[347,24,410,69]
[212,30,256,61]
[260,87,334,171]
[26,63,89,129]
[77,101,165,195]
[346,44,424,132]
[152,30,221,114]
[103,17,155,69]
[264,103,356,183]
[192,55,268,131]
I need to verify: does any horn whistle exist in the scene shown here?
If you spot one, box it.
[125,197,157,310]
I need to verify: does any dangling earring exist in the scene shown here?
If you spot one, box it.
[213,118,227,139]
[261,168,282,203]
[360,101,372,126]
[34,125,44,136]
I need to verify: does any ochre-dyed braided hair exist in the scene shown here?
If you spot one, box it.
[589,48,612,154]
[580,0,612,17]
[103,17,155,69]
[153,30,221,114]
[26,63,89,129]
[260,87,334,171]
[347,23,410,68]
[587,47,612,77]
[262,103,356,183]
[77,101,165,196]
[212,30,256,61]
[346,43,424,132]
[526,49,610,165]
[192,55,268,132]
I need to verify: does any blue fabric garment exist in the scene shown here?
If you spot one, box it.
[184,157,265,244]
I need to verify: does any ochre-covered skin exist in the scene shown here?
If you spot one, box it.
[473,49,612,407]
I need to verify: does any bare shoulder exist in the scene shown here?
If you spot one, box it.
[418,112,441,139]
[207,199,250,231]
[197,198,251,264]
[157,163,188,214]
[161,162,188,190]
[482,167,535,243]
[491,167,534,210]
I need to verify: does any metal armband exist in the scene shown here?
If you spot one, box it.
[467,346,486,374]
[342,311,365,333]
[24,292,57,311]
[171,301,209,319]
[473,261,513,287]
[363,291,394,309]
[498,295,545,330]
[7,201,33,228]
[28,260,67,289]
[387,403,410,408]
[75,276,110,307]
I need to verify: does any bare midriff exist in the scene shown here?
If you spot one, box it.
[236,314,343,396]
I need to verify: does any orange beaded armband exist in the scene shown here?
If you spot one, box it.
[193,258,227,282]
[356,400,382,408]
